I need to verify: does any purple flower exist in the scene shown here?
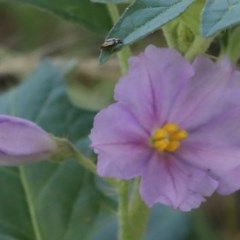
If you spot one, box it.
[0,115,57,165]
[90,45,240,211]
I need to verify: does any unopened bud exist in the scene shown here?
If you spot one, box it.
[0,115,58,165]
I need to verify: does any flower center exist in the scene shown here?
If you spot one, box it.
[151,123,188,153]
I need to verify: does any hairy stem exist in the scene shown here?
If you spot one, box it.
[106,4,131,75]
[128,179,149,240]
[118,181,131,240]
[184,36,213,61]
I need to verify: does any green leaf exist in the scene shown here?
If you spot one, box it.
[0,61,116,240]
[202,0,240,37]
[91,0,127,3]
[3,0,111,33]
[145,205,190,240]
[180,0,205,35]
[99,0,194,63]
[162,0,212,60]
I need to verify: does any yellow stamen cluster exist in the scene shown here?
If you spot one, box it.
[151,123,188,153]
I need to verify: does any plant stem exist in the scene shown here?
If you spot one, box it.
[118,180,150,240]
[162,21,214,62]
[118,181,130,240]
[162,23,179,50]
[73,151,96,174]
[73,150,119,187]
[106,4,149,240]
[184,36,213,61]
[106,3,119,23]
[106,4,131,75]
[128,179,149,240]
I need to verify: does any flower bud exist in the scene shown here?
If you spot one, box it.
[0,115,58,165]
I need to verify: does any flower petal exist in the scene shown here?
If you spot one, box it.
[0,115,57,165]
[96,144,151,179]
[178,108,240,175]
[168,57,235,129]
[90,103,151,178]
[140,153,218,211]
[115,45,194,129]
[217,166,240,195]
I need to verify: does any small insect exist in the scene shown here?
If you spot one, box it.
[101,38,123,49]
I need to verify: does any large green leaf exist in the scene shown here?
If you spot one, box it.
[0,61,117,240]
[2,0,111,33]
[91,0,127,3]
[145,205,190,240]
[202,0,240,37]
[99,0,194,63]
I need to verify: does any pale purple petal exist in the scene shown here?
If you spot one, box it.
[115,45,194,129]
[140,153,218,211]
[224,70,240,104]
[90,103,150,178]
[177,108,240,175]
[90,45,240,211]
[217,166,240,195]
[0,115,57,165]
[178,193,205,211]
[96,144,151,179]
[168,57,234,129]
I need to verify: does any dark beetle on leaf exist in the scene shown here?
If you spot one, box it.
[101,38,123,49]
